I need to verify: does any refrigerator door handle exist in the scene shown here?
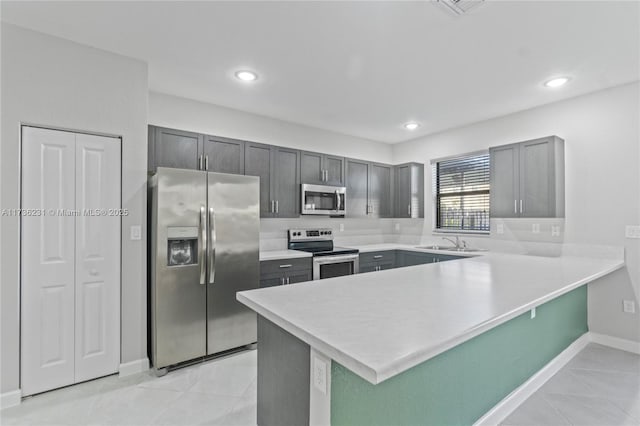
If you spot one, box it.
[208,207,216,284]
[199,205,207,285]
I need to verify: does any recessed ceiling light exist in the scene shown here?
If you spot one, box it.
[235,70,258,82]
[544,77,570,88]
[404,122,420,131]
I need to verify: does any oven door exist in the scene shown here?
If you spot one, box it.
[312,254,359,280]
[301,184,346,215]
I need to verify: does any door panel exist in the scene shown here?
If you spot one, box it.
[74,134,121,382]
[152,127,202,171]
[346,159,369,217]
[520,140,551,217]
[203,136,244,174]
[300,151,324,184]
[369,163,393,218]
[324,155,345,186]
[490,144,520,218]
[244,143,272,217]
[395,165,411,218]
[272,148,300,218]
[21,127,76,396]
[152,168,208,368]
[207,173,260,354]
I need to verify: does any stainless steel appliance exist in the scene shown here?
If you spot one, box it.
[288,228,359,280]
[149,167,260,373]
[301,184,346,216]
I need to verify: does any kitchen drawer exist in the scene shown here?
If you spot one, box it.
[260,257,312,275]
[359,251,396,265]
[431,254,463,263]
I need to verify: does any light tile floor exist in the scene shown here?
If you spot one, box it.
[502,343,640,426]
[2,344,638,426]
[1,349,257,426]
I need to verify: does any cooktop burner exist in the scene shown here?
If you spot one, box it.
[287,228,359,257]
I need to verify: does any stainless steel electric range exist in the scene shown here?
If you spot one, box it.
[288,228,359,280]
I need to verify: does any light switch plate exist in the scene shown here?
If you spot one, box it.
[625,225,640,239]
[395,223,400,231]
[551,225,561,237]
[532,223,540,234]
[313,356,327,395]
[496,223,504,234]
[339,223,344,232]
[530,307,536,319]
[623,300,636,314]
[130,225,142,241]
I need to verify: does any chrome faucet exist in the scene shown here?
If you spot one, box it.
[442,236,467,250]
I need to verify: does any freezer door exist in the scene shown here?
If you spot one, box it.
[151,168,207,368]
[206,172,260,354]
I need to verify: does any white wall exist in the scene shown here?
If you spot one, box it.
[0,24,149,394]
[149,91,393,164]
[393,82,640,343]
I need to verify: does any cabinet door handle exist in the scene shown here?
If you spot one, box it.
[280,277,285,285]
[286,277,290,285]
[408,205,411,216]
[373,255,383,259]
[279,264,292,268]
[275,200,279,214]
[514,199,518,214]
[198,155,203,170]
[205,155,209,171]
[270,200,274,213]
[520,199,523,214]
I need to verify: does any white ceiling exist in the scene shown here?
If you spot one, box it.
[2,1,639,144]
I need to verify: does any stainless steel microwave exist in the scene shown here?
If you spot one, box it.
[301,184,346,216]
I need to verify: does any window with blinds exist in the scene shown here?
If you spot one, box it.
[434,152,490,232]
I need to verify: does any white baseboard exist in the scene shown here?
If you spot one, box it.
[474,332,591,426]
[0,389,22,410]
[590,332,640,355]
[119,358,150,377]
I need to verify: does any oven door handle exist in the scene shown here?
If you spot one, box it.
[313,254,359,265]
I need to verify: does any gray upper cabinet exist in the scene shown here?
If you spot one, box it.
[394,163,424,218]
[271,147,301,218]
[202,135,244,174]
[490,136,564,218]
[369,163,393,218]
[300,151,344,186]
[245,142,273,218]
[148,126,203,172]
[345,159,370,217]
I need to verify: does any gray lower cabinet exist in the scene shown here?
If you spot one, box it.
[359,251,396,272]
[260,258,312,287]
[202,135,244,174]
[345,159,395,218]
[300,151,345,186]
[490,136,565,218]
[394,163,424,218]
[245,144,300,218]
[360,250,462,273]
[148,126,203,172]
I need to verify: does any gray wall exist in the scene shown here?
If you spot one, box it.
[393,82,640,343]
[0,24,149,393]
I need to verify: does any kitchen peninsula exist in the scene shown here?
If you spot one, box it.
[237,250,624,426]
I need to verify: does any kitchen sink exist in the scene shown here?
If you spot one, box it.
[416,245,488,252]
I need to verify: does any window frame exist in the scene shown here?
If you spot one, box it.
[431,150,491,235]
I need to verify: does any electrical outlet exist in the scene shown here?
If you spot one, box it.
[395,223,400,231]
[496,223,504,234]
[313,356,327,394]
[532,223,540,234]
[339,223,344,232]
[130,225,142,241]
[623,300,636,314]
[625,225,640,239]
[530,307,536,319]
[551,225,561,237]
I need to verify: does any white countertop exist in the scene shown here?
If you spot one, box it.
[259,249,312,261]
[238,252,624,384]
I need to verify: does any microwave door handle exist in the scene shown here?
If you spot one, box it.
[335,190,340,211]
[208,207,216,284]
[199,205,206,285]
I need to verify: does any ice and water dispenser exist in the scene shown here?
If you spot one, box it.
[167,226,198,266]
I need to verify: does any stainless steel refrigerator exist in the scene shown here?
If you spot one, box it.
[149,167,260,372]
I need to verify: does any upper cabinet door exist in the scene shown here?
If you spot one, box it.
[519,137,564,218]
[203,136,244,174]
[300,151,324,185]
[369,163,393,218]
[245,142,274,218]
[271,147,300,218]
[490,143,520,218]
[395,164,411,218]
[324,155,345,186]
[394,163,424,218]
[345,159,370,217]
[149,126,202,172]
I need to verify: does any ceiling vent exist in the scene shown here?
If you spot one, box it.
[433,0,485,16]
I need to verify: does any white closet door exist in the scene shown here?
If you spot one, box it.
[74,133,121,382]
[21,127,76,396]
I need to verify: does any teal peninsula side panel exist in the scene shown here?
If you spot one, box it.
[331,285,588,426]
